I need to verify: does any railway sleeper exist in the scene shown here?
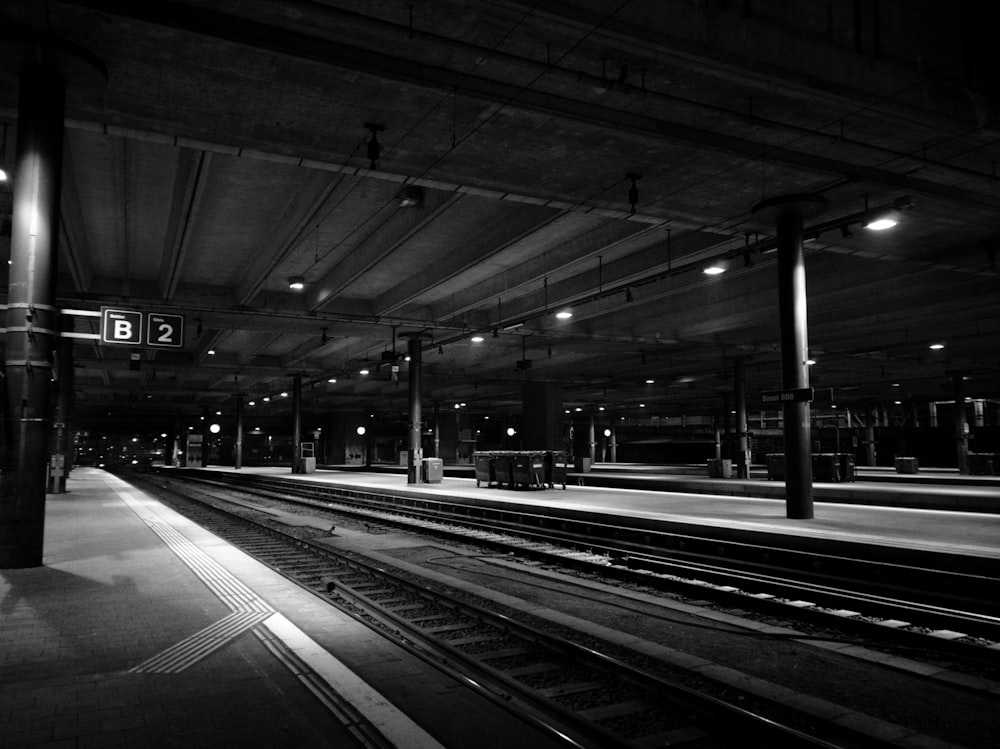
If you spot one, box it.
[502,661,563,678]
[630,725,711,748]
[579,699,654,721]
[537,680,605,698]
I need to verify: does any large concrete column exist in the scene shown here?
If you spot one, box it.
[734,357,750,478]
[753,194,825,519]
[403,333,427,483]
[1,67,66,566]
[522,381,563,450]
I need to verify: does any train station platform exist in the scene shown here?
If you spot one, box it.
[189,464,1000,561]
[0,468,566,749]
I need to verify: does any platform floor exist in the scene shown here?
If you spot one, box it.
[194,464,1000,560]
[0,468,567,749]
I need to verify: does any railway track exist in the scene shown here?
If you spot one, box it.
[134,472,865,749]
[152,468,1000,666]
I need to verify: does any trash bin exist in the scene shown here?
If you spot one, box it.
[473,452,496,487]
[512,452,545,488]
[968,453,997,475]
[838,453,856,482]
[812,453,839,482]
[894,457,919,474]
[493,453,513,487]
[573,456,592,472]
[707,458,732,478]
[421,457,443,483]
[546,451,568,489]
[765,453,784,480]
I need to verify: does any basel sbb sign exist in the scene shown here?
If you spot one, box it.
[100,307,184,349]
[760,387,813,405]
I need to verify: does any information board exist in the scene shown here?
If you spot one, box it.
[100,307,185,349]
[760,387,814,404]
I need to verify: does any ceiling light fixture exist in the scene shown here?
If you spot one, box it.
[929,343,945,350]
[399,185,422,207]
[862,195,910,231]
[288,275,305,290]
[471,335,484,343]
[702,263,726,275]
[864,216,898,231]
[555,309,573,319]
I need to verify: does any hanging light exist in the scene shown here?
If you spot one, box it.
[288,276,305,290]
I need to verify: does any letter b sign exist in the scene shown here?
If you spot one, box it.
[101,308,143,345]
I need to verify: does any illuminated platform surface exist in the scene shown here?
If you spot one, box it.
[195,464,1000,559]
[0,468,568,749]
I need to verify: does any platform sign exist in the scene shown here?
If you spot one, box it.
[761,387,814,405]
[100,308,142,345]
[146,313,184,348]
[100,307,185,349]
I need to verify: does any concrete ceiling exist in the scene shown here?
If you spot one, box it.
[1,0,998,431]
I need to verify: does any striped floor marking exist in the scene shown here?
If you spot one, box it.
[107,475,446,749]
[113,484,275,674]
[130,610,273,673]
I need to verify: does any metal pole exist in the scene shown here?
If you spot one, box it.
[1,66,65,567]
[776,210,813,517]
[234,394,244,470]
[49,319,75,493]
[734,356,749,478]
[753,194,825,519]
[954,375,968,474]
[432,402,440,459]
[588,409,596,465]
[405,334,423,483]
[292,375,302,473]
[201,406,210,467]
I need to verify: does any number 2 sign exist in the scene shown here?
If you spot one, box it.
[146,313,184,348]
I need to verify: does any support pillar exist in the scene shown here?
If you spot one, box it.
[1,65,66,565]
[522,381,563,450]
[588,409,596,465]
[201,406,210,467]
[291,374,303,473]
[402,333,428,483]
[734,357,750,478]
[753,194,825,519]
[864,405,877,466]
[609,425,617,464]
[48,322,74,493]
[954,376,969,474]
[234,394,244,470]
[432,402,440,459]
